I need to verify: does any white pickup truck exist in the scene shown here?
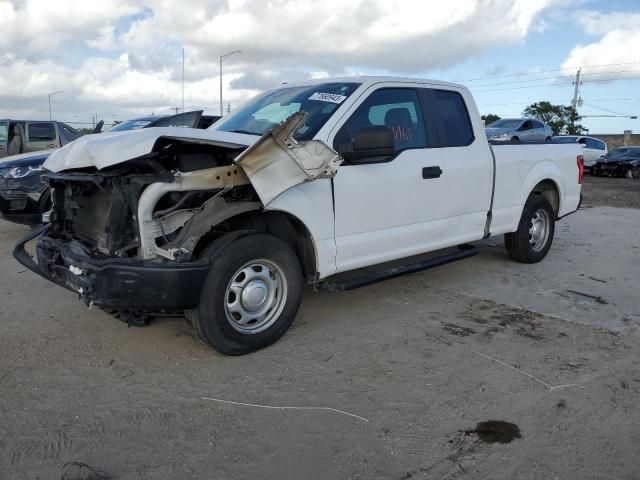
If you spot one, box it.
[15,77,584,355]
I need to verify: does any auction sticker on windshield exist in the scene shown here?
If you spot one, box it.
[308,92,348,104]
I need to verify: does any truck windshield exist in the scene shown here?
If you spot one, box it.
[487,119,522,129]
[210,82,360,140]
[0,122,7,142]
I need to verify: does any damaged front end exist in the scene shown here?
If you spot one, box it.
[14,113,342,311]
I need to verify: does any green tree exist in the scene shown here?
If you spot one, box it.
[522,101,584,135]
[481,113,501,126]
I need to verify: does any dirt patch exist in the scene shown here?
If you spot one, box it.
[464,421,522,444]
[582,174,640,209]
[465,300,544,340]
[441,322,475,337]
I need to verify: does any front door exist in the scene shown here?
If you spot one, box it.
[330,86,448,273]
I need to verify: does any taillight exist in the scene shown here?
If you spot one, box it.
[577,155,584,184]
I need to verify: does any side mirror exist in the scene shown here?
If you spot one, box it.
[339,126,395,163]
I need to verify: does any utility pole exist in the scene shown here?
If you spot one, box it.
[182,48,185,116]
[570,69,582,133]
[571,68,582,109]
[219,50,241,116]
[171,107,180,114]
[48,90,64,120]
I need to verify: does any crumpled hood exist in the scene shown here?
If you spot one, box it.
[44,127,259,173]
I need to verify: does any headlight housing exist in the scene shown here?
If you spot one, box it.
[7,164,44,178]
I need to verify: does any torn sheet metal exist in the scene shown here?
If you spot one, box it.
[234,112,343,206]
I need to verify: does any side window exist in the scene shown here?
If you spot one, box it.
[532,120,544,129]
[433,90,474,147]
[334,88,427,156]
[585,138,597,149]
[28,122,56,141]
[597,140,606,151]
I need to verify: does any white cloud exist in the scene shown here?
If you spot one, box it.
[0,0,559,124]
[561,10,640,81]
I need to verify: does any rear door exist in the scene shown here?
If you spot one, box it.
[427,88,493,243]
[25,122,59,152]
[583,138,601,166]
[0,121,8,158]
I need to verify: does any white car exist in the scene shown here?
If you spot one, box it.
[551,135,607,169]
[16,76,584,355]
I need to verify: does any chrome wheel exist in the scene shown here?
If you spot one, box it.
[529,209,550,252]
[224,260,288,333]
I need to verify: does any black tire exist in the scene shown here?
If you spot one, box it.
[187,233,303,355]
[511,136,520,142]
[504,194,555,263]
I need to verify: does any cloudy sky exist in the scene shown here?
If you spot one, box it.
[1,0,639,133]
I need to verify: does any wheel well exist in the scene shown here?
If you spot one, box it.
[194,211,318,280]
[532,179,560,217]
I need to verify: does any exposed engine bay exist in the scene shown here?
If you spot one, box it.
[41,112,342,264]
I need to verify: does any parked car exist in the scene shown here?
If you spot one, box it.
[485,118,553,142]
[551,135,607,170]
[102,111,220,133]
[592,146,640,178]
[15,77,583,355]
[0,110,219,224]
[0,119,82,158]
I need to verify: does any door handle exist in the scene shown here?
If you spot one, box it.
[422,166,442,179]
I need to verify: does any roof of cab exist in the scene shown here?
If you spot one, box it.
[279,75,468,90]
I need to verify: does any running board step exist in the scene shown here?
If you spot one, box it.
[316,247,478,292]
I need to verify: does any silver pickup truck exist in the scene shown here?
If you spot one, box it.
[0,120,82,159]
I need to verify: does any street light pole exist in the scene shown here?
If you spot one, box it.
[48,90,64,120]
[219,50,241,116]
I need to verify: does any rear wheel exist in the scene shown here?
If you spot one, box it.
[505,194,555,263]
[187,233,304,355]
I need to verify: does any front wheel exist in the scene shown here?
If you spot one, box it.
[504,194,555,263]
[187,233,304,355]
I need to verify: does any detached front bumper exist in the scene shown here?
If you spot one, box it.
[13,225,211,310]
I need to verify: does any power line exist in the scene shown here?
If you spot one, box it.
[458,60,640,83]
[471,75,640,93]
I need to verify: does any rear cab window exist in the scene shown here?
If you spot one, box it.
[0,122,7,143]
[431,89,474,147]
